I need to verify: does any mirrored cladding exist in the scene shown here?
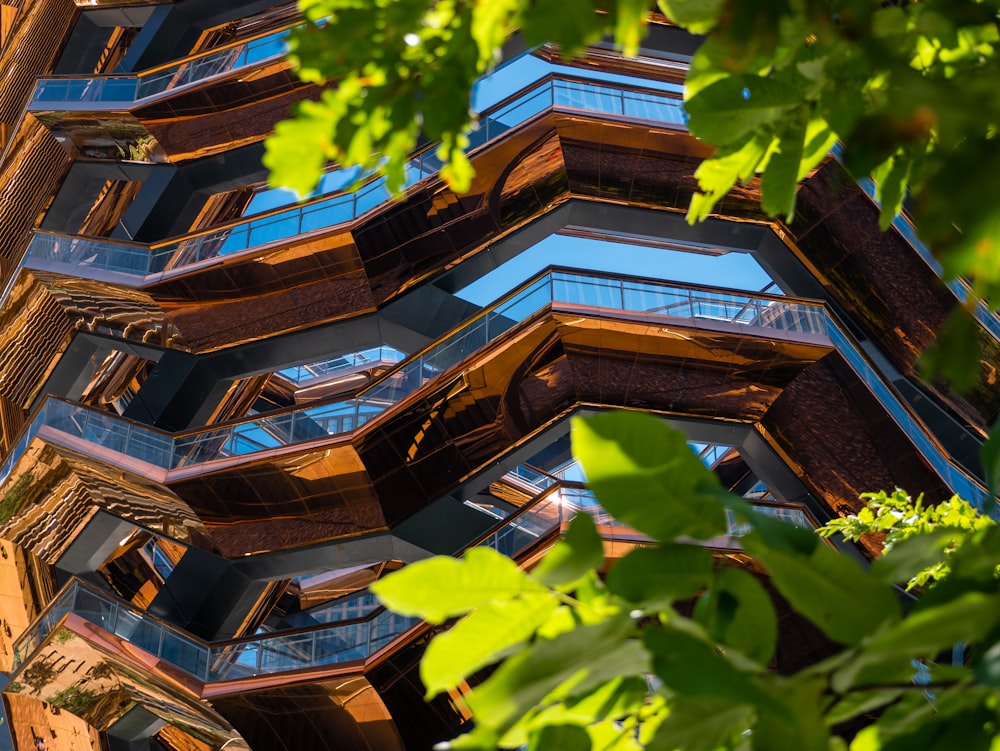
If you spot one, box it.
[7,618,249,749]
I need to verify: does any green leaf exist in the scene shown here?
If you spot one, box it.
[761,107,808,220]
[643,623,776,709]
[689,130,774,222]
[974,640,1000,687]
[647,696,754,751]
[529,676,649,729]
[864,592,1000,660]
[657,0,725,35]
[533,512,604,588]
[613,0,650,57]
[686,74,808,145]
[571,412,729,542]
[467,613,638,737]
[798,116,839,181]
[875,691,999,751]
[421,592,560,698]
[868,529,963,587]
[695,568,778,665]
[752,676,828,751]
[521,0,602,54]
[606,543,713,604]
[263,103,334,199]
[826,689,904,726]
[371,547,544,623]
[741,504,819,555]
[833,593,1000,691]
[873,150,916,231]
[528,724,591,751]
[743,535,900,645]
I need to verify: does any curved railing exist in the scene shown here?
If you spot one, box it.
[10,479,813,682]
[278,345,407,385]
[29,26,292,108]
[0,267,993,513]
[0,270,826,486]
[10,480,566,681]
[24,75,687,280]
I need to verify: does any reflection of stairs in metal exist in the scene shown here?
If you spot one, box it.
[11,480,563,689]
[428,191,466,221]
[11,462,819,698]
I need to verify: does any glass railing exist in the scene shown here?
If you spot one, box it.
[851,173,1000,345]
[12,484,567,681]
[30,28,290,108]
[277,346,407,385]
[554,485,815,537]
[23,76,687,280]
[11,477,812,682]
[0,268,992,513]
[0,271,825,490]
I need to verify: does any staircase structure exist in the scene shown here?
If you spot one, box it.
[0,3,995,750]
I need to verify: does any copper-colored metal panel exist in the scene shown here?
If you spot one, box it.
[6,615,249,748]
[169,443,385,558]
[791,160,1000,430]
[0,439,212,566]
[212,677,405,751]
[0,539,58,672]
[762,353,952,540]
[3,692,102,751]
[136,69,318,163]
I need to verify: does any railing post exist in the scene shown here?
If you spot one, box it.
[256,640,263,675]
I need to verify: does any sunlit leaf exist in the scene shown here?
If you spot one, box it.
[571,412,729,542]
[371,547,544,623]
[743,535,900,645]
[761,106,808,219]
[868,528,962,587]
[468,614,639,738]
[613,0,650,57]
[657,0,725,35]
[689,130,774,222]
[694,567,777,665]
[644,623,776,709]
[532,511,604,588]
[421,592,559,697]
[686,74,808,145]
[607,543,713,603]
[647,696,754,751]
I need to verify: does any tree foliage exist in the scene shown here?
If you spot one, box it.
[266,0,1000,303]
[818,489,997,590]
[372,411,1000,751]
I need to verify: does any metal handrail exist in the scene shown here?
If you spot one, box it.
[0,268,988,514]
[9,479,813,683]
[24,73,687,279]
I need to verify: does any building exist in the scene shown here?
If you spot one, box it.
[0,2,995,750]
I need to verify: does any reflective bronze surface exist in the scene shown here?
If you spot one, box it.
[0,538,57,673]
[0,439,211,565]
[212,677,405,751]
[7,614,250,749]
